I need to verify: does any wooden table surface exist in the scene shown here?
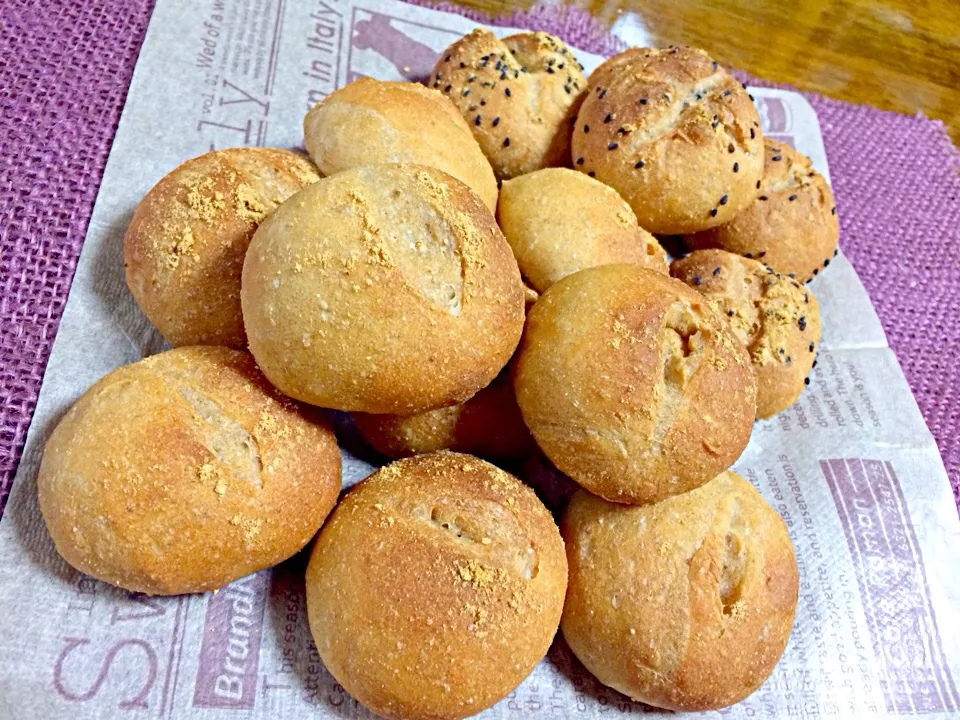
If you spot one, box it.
[451,0,960,144]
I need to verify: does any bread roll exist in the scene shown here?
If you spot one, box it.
[241,164,524,414]
[498,168,667,292]
[684,138,839,282]
[306,452,567,720]
[37,346,341,596]
[303,78,498,211]
[561,472,798,710]
[514,264,756,505]
[124,148,320,348]
[433,29,586,180]
[571,47,763,234]
[671,249,821,418]
[352,371,532,461]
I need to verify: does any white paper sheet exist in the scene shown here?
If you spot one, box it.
[1,0,958,718]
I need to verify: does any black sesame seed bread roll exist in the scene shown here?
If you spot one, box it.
[572,46,764,235]
[303,77,498,211]
[352,370,533,461]
[433,29,587,180]
[561,471,798,711]
[306,452,568,720]
[241,164,525,415]
[124,147,321,349]
[38,347,341,596]
[514,264,757,506]
[671,249,821,419]
[498,168,668,293]
[684,138,840,282]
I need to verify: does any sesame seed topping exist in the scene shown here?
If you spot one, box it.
[831,207,837,215]
[444,55,451,62]
[588,171,595,177]
[608,142,619,150]
[639,97,648,105]
[759,195,768,201]
[492,116,500,126]
[604,113,613,123]
[798,316,807,331]
[599,88,607,98]
[444,84,451,93]
[733,162,739,172]
[788,194,797,201]
[719,194,728,205]
[824,258,831,267]
[467,75,476,82]
[564,85,571,94]
[710,208,718,217]
[462,88,470,97]
[772,154,782,161]
[756,180,761,189]
[758,251,767,258]
[692,275,701,285]
[480,99,486,106]
[474,115,481,126]
[634,160,645,169]
[503,137,510,147]
[504,87,511,97]
[727,309,735,317]
[809,342,815,352]
[813,268,819,276]
[459,61,465,68]
[713,267,721,275]
[804,377,811,386]
[745,252,753,258]
[723,89,731,97]
[728,143,735,153]
[576,157,584,165]
[750,128,756,139]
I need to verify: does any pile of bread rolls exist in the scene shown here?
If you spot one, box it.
[38,27,840,719]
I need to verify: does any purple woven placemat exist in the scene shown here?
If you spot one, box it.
[2,1,959,516]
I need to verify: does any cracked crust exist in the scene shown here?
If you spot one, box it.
[37,346,341,595]
[123,147,321,348]
[671,249,821,418]
[497,168,668,293]
[571,46,764,234]
[241,164,525,414]
[513,264,756,505]
[561,472,798,711]
[683,139,839,282]
[303,78,498,211]
[433,29,587,180]
[306,452,567,720]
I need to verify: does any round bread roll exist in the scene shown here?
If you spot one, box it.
[561,472,798,711]
[671,249,821,418]
[124,148,320,348]
[433,29,586,180]
[242,164,524,414]
[514,264,756,505]
[303,78,498,211]
[498,168,667,292]
[306,452,567,720]
[684,138,840,282]
[571,46,764,234]
[37,346,341,596]
[352,372,532,461]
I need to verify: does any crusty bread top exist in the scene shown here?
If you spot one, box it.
[38,346,341,595]
[303,78,498,211]
[433,29,586,180]
[123,147,320,348]
[561,471,798,710]
[241,164,524,414]
[572,46,764,234]
[514,264,756,505]
[306,452,567,720]
[498,167,667,292]
[684,138,839,282]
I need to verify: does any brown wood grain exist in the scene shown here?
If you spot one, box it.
[450,0,960,143]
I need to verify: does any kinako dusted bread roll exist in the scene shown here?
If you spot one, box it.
[303,78,498,211]
[123,147,321,348]
[561,472,799,711]
[513,264,756,505]
[305,452,567,720]
[241,164,525,415]
[37,346,341,596]
[684,138,840,282]
[497,168,667,293]
[432,29,587,180]
[352,371,532,461]
[671,249,821,418]
[572,46,764,235]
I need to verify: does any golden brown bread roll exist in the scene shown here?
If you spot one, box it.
[684,138,840,282]
[241,164,524,414]
[432,30,586,181]
[352,371,532,461]
[306,452,567,720]
[571,47,764,234]
[303,78,498,211]
[123,148,320,348]
[514,264,756,505]
[671,249,821,418]
[498,168,667,292]
[561,472,798,711]
[37,346,341,596]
